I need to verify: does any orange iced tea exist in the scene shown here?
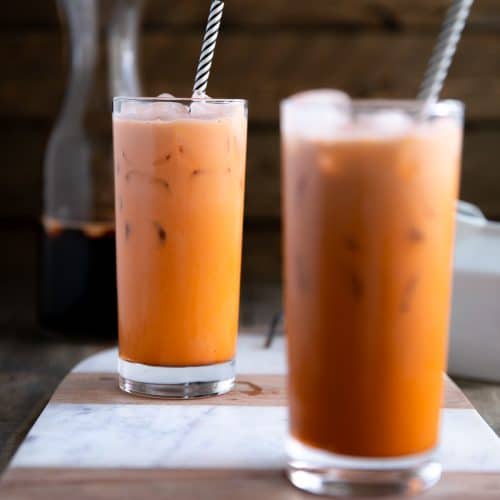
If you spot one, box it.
[113,97,247,397]
[282,92,463,493]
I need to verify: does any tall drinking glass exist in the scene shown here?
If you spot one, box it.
[113,97,247,398]
[281,93,463,495]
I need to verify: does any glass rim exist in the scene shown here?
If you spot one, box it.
[113,96,247,106]
[281,97,464,118]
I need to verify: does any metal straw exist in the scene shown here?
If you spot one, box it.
[418,0,474,109]
[193,0,224,96]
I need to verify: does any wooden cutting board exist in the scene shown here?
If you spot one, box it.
[1,334,500,500]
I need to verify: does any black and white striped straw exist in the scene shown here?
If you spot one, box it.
[418,0,474,109]
[193,0,225,96]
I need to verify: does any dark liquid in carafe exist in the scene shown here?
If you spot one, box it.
[39,220,117,338]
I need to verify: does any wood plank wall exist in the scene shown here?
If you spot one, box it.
[2,0,500,284]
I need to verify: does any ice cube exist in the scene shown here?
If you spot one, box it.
[281,89,352,140]
[147,93,188,120]
[189,98,220,119]
[153,102,190,120]
[356,110,413,138]
[119,100,152,120]
[118,100,136,116]
[289,89,351,110]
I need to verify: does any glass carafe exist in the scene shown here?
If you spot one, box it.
[40,0,144,337]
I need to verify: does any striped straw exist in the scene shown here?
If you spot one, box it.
[418,0,474,109]
[193,0,225,96]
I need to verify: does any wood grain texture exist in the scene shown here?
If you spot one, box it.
[2,468,500,500]
[2,32,500,122]
[0,373,60,471]
[445,377,474,409]
[461,129,500,220]
[0,335,106,471]
[456,378,500,435]
[49,371,471,409]
[2,1,500,224]
[2,0,500,30]
[53,373,287,406]
[0,224,111,469]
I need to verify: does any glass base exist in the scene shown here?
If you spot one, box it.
[118,358,235,399]
[286,437,441,497]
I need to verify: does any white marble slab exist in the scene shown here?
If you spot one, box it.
[74,334,287,375]
[11,405,500,472]
[10,333,500,474]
